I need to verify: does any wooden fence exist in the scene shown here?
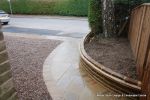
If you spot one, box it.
[141,51,150,100]
[128,3,150,100]
[129,3,150,80]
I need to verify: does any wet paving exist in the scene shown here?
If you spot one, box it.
[43,38,130,100]
[3,26,85,38]
[3,26,61,35]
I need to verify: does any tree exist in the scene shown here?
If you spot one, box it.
[101,0,116,38]
[88,0,116,38]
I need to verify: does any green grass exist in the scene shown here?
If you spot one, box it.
[0,0,88,16]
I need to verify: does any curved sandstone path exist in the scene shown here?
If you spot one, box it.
[43,38,129,100]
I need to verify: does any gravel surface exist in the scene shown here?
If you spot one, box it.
[4,36,62,100]
[85,38,137,79]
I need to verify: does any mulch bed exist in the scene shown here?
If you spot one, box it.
[85,37,137,79]
[4,36,62,100]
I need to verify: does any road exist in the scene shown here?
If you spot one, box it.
[2,15,90,38]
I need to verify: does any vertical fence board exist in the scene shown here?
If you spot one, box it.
[129,4,150,100]
[136,6,150,80]
[134,6,146,60]
[129,6,146,59]
[141,51,150,100]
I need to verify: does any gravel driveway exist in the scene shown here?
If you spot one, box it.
[4,36,61,100]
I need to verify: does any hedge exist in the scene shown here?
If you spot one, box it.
[88,0,103,35]
[0,0,88,16]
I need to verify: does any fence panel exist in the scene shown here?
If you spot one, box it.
[136,6,150,80]
[129,6,146,59]
[129,4,150,80]
[141,50,150,100]
[129,4,150,100]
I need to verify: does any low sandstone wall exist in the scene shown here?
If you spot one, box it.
[0,25,17,100]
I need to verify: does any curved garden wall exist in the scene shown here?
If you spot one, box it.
[79,33,141,95]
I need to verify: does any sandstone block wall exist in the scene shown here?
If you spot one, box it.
[0,26,17,100]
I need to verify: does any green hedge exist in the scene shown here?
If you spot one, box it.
[53,0,88,16]
[88,0,103,35]
[0,0,88,16]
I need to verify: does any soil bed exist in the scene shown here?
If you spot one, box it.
[4,36,61,100]
[85,37,137,79]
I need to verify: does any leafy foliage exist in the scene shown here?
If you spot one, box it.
[88,0,103,35]
[0,0,88,16]
[53,0,88,16]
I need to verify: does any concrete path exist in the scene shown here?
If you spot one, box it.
[42,37,128,100]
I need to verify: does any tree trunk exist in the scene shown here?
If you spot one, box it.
[101,0,116,38]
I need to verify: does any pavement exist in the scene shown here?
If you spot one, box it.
[43,38,121,100]
[2,15,90,38]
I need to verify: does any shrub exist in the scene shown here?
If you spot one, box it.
[53,0,88,16]
[0,0,88,16]
[88,0,103,35]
